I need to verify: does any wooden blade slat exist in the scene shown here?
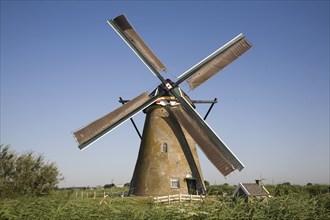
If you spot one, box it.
[109,15,166,74]
[73,92,160,150]
[165,106,206,193]
[177,34,252,90]
[188,37,251,90]
[170,105,243,176]
[168,88,244,176]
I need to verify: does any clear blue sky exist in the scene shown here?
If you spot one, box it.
[1,1,329,187]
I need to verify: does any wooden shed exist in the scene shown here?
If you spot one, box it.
[233,180,271,202]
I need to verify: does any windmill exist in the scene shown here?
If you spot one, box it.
[73,15,252,196]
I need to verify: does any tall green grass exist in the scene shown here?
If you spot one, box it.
[1,186,329,219]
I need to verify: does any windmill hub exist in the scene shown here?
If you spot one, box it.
[155,96,180,107]
[73,14,252,196]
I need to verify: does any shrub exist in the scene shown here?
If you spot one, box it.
[0,145,63,198]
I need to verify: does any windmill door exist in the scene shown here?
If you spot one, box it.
[186,179,197,195]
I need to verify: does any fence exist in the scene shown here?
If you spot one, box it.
[153,194,205,204]
[75,191,125,199]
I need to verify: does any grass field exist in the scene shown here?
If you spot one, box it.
[1,185,329,219]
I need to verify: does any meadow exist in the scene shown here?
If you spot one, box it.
[0,184,329,219]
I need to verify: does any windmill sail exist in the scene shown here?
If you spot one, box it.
[73,92,162,150]
[108,15,167,75]
[166,106,206,193]
[177,34,252,90]
[169,89,244,176]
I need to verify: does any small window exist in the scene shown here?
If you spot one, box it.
[161,143,168,153]
[170,178,180,188]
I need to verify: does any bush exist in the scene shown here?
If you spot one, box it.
[104,183,115,189]
[206,184,235,196]
[0,145,63,198]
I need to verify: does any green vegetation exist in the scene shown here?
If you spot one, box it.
[0,184,329,219]
[0,145,63,198]
[1,145,329,219]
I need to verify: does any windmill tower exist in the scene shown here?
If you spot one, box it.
[73,15,252,196]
